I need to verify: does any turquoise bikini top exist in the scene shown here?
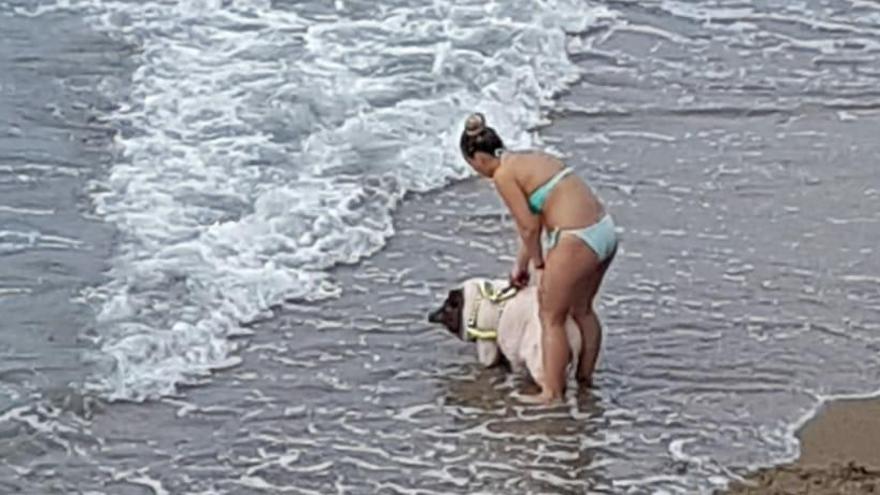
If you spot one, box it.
[527,168,573,214]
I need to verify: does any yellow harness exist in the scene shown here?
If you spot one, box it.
[465,282,518,341]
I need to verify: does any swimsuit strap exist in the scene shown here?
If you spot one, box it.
[528,167,573,214]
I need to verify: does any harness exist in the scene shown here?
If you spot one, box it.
[465,282,518,341]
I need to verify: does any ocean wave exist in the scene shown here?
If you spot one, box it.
[63,0,611,400]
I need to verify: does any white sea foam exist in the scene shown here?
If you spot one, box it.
[63,0,611,400]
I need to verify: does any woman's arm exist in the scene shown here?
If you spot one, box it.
[494,167,544,270]
[515,241,531,271]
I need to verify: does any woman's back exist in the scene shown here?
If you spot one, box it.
[501,151,605,230]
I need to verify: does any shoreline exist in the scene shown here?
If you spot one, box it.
[721,397,880,494]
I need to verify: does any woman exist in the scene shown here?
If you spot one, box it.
[459,113,617,404]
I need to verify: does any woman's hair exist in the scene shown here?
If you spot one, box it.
[459,112,504,158]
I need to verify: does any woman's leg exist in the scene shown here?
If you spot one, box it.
[537,236,601,403]
[570,254,614,386]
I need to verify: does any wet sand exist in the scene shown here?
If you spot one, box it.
[722,398,880,494]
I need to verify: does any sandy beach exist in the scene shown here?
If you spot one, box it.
[723,398,880,494]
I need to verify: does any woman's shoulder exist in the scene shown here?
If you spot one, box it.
[503,149,562,173]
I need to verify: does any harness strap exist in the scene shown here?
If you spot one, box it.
[465,282,518,341]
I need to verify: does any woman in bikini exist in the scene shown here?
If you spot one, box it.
[459,113,617,404]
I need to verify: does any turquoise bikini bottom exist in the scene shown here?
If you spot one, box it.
[544,214,618,263]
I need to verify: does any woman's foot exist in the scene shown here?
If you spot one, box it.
[516,388,563,405]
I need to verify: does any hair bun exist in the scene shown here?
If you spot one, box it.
[464,112,486,136]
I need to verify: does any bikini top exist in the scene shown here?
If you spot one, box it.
[527,168,573,214]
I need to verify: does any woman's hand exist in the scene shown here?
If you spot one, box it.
[509,263,531,289]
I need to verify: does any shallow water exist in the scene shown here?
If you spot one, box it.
[0,0,119,447]
[1,0,880,493]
